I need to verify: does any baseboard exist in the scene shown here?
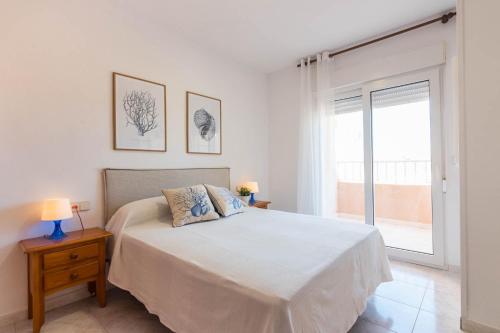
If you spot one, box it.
[448,264,461,273]
[462,317,500,333]
[0,285,91,327]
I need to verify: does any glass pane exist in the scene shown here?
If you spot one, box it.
[371,81,433,254]
[333,96,365,223]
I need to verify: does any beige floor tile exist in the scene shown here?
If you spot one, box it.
[13,318,33,333]
[348,318,395,333]
[421,288,461,319]
[104,313,172,333]
[412,310,464,333]
[375,280,426,307]
[15,298,95,333]
[390,268,431,288]
[390,260,460,293]
[390,260,435,276]
[360,296,419,333]
[89,289,172,333]
[45,297,92,322]
[0,324,14,333]
[390,261,439,281]
[15,311,105,333]
[90,303,145,330]
[426,271,461,295]
[88,290,144,324]
[40,311,105,333]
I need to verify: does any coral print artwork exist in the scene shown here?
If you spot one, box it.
[113,73,166,151]
[186,91,221,154]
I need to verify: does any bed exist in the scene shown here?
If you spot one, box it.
[104,168,392,333]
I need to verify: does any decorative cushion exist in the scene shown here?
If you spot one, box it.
[162,185,219,227]
[205,184,245,217]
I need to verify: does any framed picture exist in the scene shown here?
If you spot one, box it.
[113,72,166,152]
[186,91,222,154]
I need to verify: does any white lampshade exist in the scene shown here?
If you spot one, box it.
[41,198,73,221]
[243,181,259,193]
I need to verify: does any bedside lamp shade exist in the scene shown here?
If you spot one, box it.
[244,182,259,194]
[41,198,73,221]
[41,198,73,240]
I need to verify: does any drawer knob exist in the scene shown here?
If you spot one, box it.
[69,253,79,260]
[70,272,79,280]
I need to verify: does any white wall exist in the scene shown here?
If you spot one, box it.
[0,1,268,319]
[268,22,461,267]
[459,0,500,330]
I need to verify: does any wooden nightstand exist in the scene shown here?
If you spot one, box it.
[252,200,271,209]
[19,228,112,333]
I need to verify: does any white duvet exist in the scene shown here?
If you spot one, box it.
[107,196,392,333]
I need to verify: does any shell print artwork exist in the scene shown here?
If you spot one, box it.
[186,92,221,154]
[193,108,216,141]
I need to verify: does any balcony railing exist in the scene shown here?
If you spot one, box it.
[337,160,431,185]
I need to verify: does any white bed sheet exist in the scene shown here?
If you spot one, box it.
[107,197,392,333]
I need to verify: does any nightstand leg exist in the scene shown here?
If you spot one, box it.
[31,254,44,333]
[96,279,106,307]
[33,292,45,333]
[27,255,32,319]
[96,239,106,307]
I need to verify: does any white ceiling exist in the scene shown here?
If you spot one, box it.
[121,0,456,73]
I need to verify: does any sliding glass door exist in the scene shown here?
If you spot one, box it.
[333,69,444,267]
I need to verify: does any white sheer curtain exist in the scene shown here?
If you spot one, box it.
[297,52,337,217]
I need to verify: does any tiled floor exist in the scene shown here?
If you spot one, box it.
[351,260,462,333]
[1,260,461,333]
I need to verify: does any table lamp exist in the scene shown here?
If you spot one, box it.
[244,182,259,206]
[41,198,73,240]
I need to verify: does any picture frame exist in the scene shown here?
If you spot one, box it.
[113,72,167,152]
[186,91,222,155]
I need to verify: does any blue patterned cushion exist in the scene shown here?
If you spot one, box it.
[162,185,219,227]
[204,184,245,217]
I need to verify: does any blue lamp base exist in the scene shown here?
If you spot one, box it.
[48,220,67,240]
[249,193,256,206]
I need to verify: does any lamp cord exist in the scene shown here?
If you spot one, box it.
[74,207,85,231]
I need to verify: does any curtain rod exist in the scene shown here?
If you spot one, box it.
[297,11,456,68]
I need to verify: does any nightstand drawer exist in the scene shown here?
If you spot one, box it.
[44,243,98,269]
[44,260,99,291]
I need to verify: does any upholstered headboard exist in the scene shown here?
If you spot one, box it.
[103,168,230,222]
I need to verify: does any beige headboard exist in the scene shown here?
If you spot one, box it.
[103,168,230,222]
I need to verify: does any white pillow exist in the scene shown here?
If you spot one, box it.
[205,184,245,217]
[162,185,219,227]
